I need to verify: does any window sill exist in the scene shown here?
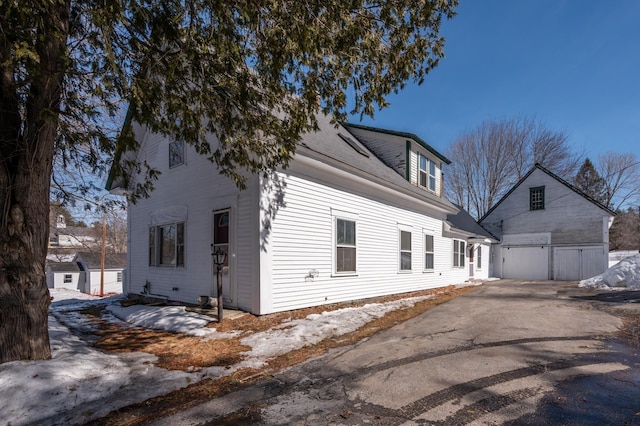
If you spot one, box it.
[331,273,358,278]
[423,270,434,273]
[398,270,413,274]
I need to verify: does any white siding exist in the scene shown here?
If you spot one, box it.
[409,145,443,197]
[126,128,259,307]
[481,169,611,245]
[85,270,122,295]
[48,271,82,290]
[262,171,467,313]
[481,168,614,280]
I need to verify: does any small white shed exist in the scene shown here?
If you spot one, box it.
[74,252,127,295]
[46,262,83,290]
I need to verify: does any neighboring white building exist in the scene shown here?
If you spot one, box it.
[74,252,127,295]
[46,262,83,290]
[479,164,616,281]
[107,115,495,315]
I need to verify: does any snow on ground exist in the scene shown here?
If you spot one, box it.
[579,253,640,290]
[236,296,432,370]
[107,304,239,340]
[0,287,437,425]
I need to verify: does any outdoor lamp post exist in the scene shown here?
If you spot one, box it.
[211,246,227,322]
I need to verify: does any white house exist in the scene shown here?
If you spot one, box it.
[46,262,82,290]
[479,164,616,281]
[107,115,495,315]
[74,252,127,295]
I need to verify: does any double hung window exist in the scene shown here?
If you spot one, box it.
[400,230,412,271]
[424,234,434,271]
[335,218,357,273]
[418,154,437,192]
[453,240,466,268]
[149,222,185,267]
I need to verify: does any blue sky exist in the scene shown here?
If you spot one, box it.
[351,1,640,162]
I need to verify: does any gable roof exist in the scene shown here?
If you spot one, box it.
[296,114,458,214]
[107,111,458,214]
[478,163,616,223]
[74,252,127,270]
[344,122,451,165]
[47,262,81,273]
[446,205,498,241]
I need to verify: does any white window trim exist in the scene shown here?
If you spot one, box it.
[418,153,437,193]
[331,209,358,277]
[398,224,413,273]
[423,231,435,272]
[149,221,185,268]
[453,239,466,268]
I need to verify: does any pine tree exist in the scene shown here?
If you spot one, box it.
[574,158,607,206]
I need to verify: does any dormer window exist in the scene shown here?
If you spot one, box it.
[419,153,436,192]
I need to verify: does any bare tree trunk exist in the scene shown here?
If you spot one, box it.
[0,0,70,363]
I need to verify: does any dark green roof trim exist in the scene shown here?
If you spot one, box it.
[105,105,134,191]
[405,140,411,181]
[344,122,451,165]
[478,163,616,223]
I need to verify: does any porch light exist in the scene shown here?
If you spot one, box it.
[211,246,227,322]
[212,247,227,270]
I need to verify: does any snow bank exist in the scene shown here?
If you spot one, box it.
[107,304,238,339]
[579,253,640,290]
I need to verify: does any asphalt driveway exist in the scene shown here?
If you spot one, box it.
[153,280,640,425]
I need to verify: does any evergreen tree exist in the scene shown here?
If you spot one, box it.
[574,158,607,206]
[0,1,458,363]
[609,207,640,251]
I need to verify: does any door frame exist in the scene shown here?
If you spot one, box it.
[212,208,236,307]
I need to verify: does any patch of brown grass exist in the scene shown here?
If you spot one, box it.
[85,285,475,425]
[619,314,640,349]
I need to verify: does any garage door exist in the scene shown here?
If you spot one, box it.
[502,246,549,280]
[554,247,605,280]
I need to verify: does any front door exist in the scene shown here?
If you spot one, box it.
[468,244,474,277]
[213,209,234,306]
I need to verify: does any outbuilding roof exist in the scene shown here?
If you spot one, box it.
[74,252,127,270]
[47,262,81,273]
[478,163,616,223]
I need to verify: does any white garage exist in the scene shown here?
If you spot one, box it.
[553,247,607,281]
[501,246,549,280]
